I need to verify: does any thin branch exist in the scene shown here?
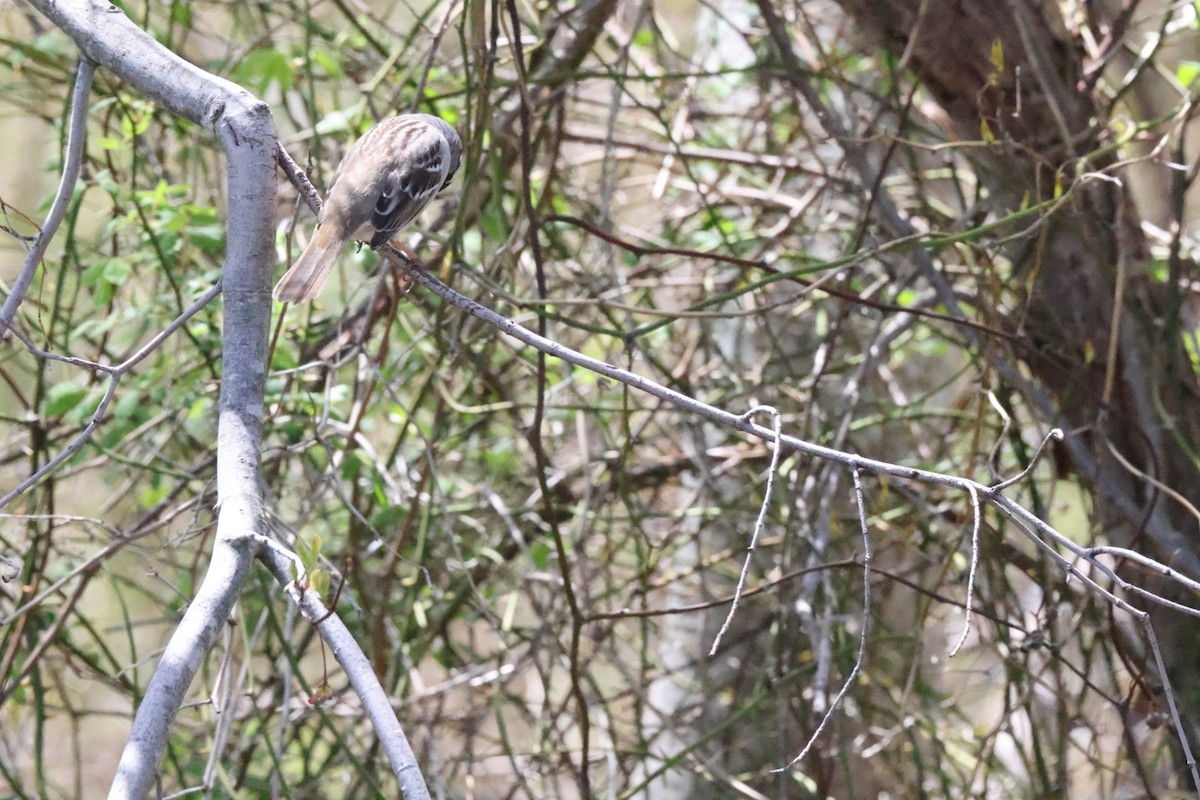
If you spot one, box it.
[0,559,92,700]
[774,466,873,771]
[1084,546,1200,596]
[0,282,223,512]
[0,488,207,629]
[948,483,981,657]
[1104,435,1200,531]
[990,427,1063,491]
[257,541,431,800]
[1146,620,1200,788]
[710,404,783,655]
[0,58,94,339]
[276,141,322,215]
[410,262,1200,614]
[545,213,1024,345]
[407,259,1200,779]
[17,5,280,799]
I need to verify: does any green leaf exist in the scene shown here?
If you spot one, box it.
[94,169,120,195]
[529,540,551,570]
[80,259,106,288]
[186,222,225,251]
[120,107,151,139]
[309,568,329,598]
[315,108,357,136]
[138,480,171,509]
[112,390,144,422]
[44,382,88,418]
[483,446,517,474]
[311,50,342,78]
[295,536,314,568]
[371,505,406,531]
[269,347,298,371]
[171,2,193,26]
[980,118,995,145]
[29,33,71,61]
[479,207,508,241]
[1177,60,1200,87]
[232,48,295,93]
[102,257,132,285]
[67,390,103,425]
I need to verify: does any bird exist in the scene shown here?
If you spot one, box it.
[273,113,462,303]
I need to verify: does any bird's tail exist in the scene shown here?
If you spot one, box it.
[273,224,344,303]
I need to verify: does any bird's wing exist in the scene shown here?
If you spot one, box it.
[369,131,450,248]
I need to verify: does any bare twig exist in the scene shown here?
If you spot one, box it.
[0,282,223,512]
[0,58,94,339]
[408,261,1199,615]
[990,427,1064,491]
[408,259,1200,787]
[710,404,783,655]
[774,466,873,771]
[948,483,981,657]
[276,140,322,216]
[17,5,281,799]
[257,541,431,800]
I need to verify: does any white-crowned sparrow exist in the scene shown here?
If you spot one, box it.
[273,113,462,303]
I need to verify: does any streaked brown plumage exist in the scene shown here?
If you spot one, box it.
[274,113,462,303]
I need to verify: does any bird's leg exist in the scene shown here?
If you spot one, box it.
[378,239,420,296]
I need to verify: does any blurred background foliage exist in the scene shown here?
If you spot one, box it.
[2,0,1200,797]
